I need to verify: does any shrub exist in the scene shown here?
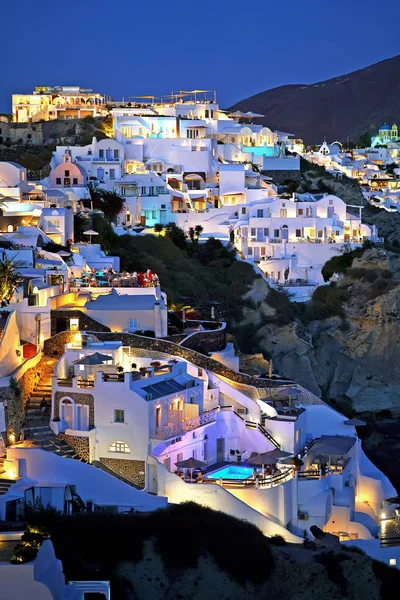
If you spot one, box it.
[268,534,287,546]
[346,267,366,280]
[372,559,400,600]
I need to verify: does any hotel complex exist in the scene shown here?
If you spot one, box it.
[0,86,398,597]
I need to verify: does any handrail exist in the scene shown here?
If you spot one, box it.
[257,423,281,449]
[151,408,218,440]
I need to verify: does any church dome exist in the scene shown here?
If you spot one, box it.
[380,124,391,131]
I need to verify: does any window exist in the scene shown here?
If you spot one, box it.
[204,109,209,118]
[99,149,104,158]
[282,203,286,207]
[280,209,287,217]
[152,210,157,219]
[274,229,280,238]
[141,186,146,195]
[247,247,253,255]
[56,178,61,185]
[250,228,256,237]
[109,441,130,453]
[295,429,299,444]
[329,199,333,205]
[318,229,323,238]
[389,558,397,567]
[64,170,70,176]
[257,209,263,218]
[114,409,125,423]
[114,149,119,159]
[129,318,138,330]
[298,208,304,216]
[109,169,115,179]
[210,110,214,118]
[296,229,301,237]
[263,228,269,237]
[177,452,183,463]
[73,178,78,185]
[241,207,246,214]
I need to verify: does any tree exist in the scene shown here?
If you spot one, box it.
[0,260,20,302]
[194,224,204,240]
[188,227,195,242]
[164,223,187,250]
[154,223,164,235]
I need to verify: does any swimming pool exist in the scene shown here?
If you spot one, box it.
[205,465,257,480]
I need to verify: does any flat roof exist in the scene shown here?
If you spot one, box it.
[141,378,187,400]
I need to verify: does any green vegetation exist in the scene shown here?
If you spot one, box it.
[12,499,63,564]
[321,244,371,282]
[0,144,54,178]
[49,502,273,588]
[73,216,257,324]
[85,183,125,223]
[372,558,400,600]
[0,259,21,302]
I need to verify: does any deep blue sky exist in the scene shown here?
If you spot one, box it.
[2,0,400,113]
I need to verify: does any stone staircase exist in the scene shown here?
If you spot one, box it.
[0,478,16,496]
[23,363,87,462]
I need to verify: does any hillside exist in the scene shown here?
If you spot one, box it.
[48,503,398,600]
[230,55,400,144]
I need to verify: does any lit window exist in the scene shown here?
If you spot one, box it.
[109,441,130,453]
[114,409,125,423]
[390,558,397,566]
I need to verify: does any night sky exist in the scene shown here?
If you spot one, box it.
[2,0,400,113]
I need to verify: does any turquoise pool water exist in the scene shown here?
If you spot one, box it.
[205,466,257,480]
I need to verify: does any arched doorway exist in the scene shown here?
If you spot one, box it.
[281,225,289,241]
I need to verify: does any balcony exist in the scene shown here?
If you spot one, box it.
[151,408,218,440]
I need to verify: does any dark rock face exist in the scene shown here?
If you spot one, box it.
[230,54,400,144]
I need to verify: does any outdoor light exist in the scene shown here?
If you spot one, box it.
[381,512,386,519]
[9,432,15,444]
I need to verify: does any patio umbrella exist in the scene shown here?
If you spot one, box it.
[245,111,265,118]
[249,449,292,468]
[344,418,366,427]
[84,229,99,244]
[386,496,400,504]
[277,387,299,397]
[175,457,206,480]
[58,251,71,257]
[72,352,113,366]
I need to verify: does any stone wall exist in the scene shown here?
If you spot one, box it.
[54,391,95,428]
[51,310,111,337]
[4,358,48,442]
[180,325,227,353]
[261,169,301,184]
[92,332,290,389]
[100,457,146,489]
[0,120,44,145]
[57,434,89,462]
[44,331,76,358]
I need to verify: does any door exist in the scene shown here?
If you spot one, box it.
[253,247,260,262]
[77,405,89,431]
[163,457,171,471]
[97,167,105,181]
[216,438,225,462]
[106,149,112,160]
[148,463,158,494]
[327,206,334,218]
[281,226,289,241]
[203,441,209,462]
[155,406,162,428]
[61,401,74,429]
[256,228,264,241]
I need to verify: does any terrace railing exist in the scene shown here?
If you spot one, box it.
[151,408,218,440]
[199,467,293,489]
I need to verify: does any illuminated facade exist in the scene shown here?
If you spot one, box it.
[371,123,399,147]
[12,85,106,123]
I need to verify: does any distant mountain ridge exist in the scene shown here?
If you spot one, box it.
[230,55,400,145]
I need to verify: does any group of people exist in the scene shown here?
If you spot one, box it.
[252,465,282,486]
[69,267,160,288]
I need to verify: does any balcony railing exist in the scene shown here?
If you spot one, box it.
[151,408,218,440]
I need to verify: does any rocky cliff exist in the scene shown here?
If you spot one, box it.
[239,248,400,415]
